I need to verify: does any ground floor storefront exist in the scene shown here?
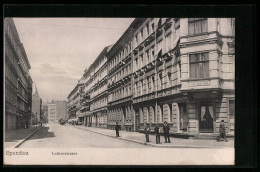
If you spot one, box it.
[107,101,134,132]
[84,109,108,129]
[133,90,235,136]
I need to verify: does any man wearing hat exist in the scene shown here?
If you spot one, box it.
[163,121,171,143]
[144,123,150,142]
[115,122,120,137]
[154,124,161,144]
[217,120,228,142]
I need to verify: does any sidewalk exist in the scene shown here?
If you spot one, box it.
[4,126,42,148]
[69,124,234,148]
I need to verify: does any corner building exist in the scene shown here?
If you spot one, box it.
[131,18,235,136]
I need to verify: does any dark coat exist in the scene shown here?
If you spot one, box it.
[163,125,170,134]
[144,126,150,134]
[154,126,160,134]
[115,125,120,131]
[219,123,226,133]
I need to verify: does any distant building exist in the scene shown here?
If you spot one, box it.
[48,101,68,123]
[32,84,42,123]
[4,18,33,130]
[41,104,48,123]
[67,83,83,120]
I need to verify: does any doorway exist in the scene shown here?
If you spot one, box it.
[199,101,214,132]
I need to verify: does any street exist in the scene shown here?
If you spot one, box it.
[20,123,149,148]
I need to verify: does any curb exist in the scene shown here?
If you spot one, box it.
[13,126,43,148]
[69,125,217,148]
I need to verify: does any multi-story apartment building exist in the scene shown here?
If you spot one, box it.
[68,18,235,137]
[79,46,112,128]
[88,46,112,128]
[4,18,33,130]
[67,83,83,120]
[48,100,68,123]
[132,18,182,132]
[132,18,235,136]
[107,19,145,131]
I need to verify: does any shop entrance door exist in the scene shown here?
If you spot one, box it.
[199,101,214,132]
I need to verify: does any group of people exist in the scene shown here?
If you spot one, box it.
[114,120,228,144]
[144,121,171,144]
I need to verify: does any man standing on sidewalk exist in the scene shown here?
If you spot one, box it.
[217,120,228,142]
[163,121,171,143]
[144,123,150,142]
[154,124,160,144]
[115,122,120,137]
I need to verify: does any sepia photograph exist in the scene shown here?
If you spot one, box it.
[3,16,236,165]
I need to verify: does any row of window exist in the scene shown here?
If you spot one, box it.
[5,81,17,105]
[17,98,28,112]
[134,46,155,72]
[108,44,132,71]
[108,18,160,74]
[110,63,132,84]
[90,83,107,99]
[90,97,107,111]
[108,84,132,102]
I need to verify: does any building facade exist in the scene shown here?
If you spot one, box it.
[106,19,146,131]
[67,83,83,120]
[68,18,235,137]
[48,101,68,123]
[75,46,112,128]
[131,18,235,135]
[4,18,33,130]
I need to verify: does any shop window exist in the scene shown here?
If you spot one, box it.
[229,100,235,131]
[168,104,173,122]
[188,18,208,35]
[189,52,209,78]
[147,107,150,123]
[179,103,187,131]
[153,106,156,122]
[140,108,144,123]
[160,105,164,122]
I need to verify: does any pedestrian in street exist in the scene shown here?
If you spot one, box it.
[217,120,228,142]
[115,122,120,137]
[163,121,171,143]
[144,123,150,142]
[154,124,161,144]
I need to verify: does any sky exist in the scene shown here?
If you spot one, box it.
[13,18,135,102]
